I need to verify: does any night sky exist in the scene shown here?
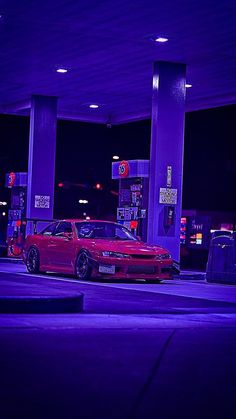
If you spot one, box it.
[0,105,236,220]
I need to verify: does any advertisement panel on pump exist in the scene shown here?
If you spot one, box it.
[5,172,28,257]
[112,160,149,241]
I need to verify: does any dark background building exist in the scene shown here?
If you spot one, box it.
[0,104,236,223]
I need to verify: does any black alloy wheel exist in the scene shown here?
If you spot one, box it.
[76,251,92,280]
[26,247,40,274]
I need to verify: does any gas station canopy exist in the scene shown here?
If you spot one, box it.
[0,0,236,124]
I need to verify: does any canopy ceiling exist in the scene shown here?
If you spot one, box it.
[0,0,236,124]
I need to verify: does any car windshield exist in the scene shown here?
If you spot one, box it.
[75,222,137,241]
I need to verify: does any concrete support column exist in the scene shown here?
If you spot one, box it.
[26,95,58,231]
[147,61,186,262]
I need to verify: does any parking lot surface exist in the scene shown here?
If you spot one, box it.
[1,261,236,419]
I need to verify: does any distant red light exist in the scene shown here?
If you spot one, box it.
[58,182,64,188]
[95,183,102,190]
[110,190,119,196]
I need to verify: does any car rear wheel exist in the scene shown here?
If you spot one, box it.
[26,247,40,274]
[76,250,92,280]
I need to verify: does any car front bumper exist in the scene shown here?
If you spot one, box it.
[91,256,173,280]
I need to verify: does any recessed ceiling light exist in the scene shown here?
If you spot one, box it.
[89,104,99,109]
[112,155,120,160]
[155,37,168,43]
[56,68,68,74]
[185,84,192,88]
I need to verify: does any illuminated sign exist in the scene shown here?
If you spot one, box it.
[187,216,210,248]
[189,219,203,245]
[118,160,129,177]
[189,232,203,245]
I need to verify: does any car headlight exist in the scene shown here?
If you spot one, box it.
[155,253,171,260]
[102,251,130,258]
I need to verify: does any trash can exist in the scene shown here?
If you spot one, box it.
[211,230,232,239]
[206,234,236,284]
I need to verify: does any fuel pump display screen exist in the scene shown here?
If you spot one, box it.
[11,189,26,213]
[8,210,22,221]
[119,189,131,206]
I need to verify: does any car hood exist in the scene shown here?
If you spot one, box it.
[88,239,169,255]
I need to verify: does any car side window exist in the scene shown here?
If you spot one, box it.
[115,227,128,240]
[53,222,73,237]
[41,222,58,236]
[76,223,93,238]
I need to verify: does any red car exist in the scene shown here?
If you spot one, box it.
[23,219,173,280]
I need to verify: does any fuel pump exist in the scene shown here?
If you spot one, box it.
[112,160,149,241]
[5,172,27,257]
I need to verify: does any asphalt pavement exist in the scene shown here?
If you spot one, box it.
[0,261,236,419]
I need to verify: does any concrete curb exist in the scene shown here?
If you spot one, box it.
[0,294,84,314]
[206,278,236,285]
[177,273,206,281]
[0,257,24,264]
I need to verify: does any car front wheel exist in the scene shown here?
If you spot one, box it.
[76,250,92,280]
[26,247,40,274]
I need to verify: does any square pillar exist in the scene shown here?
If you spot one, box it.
[147,62,186,262]
[26,95,58,231]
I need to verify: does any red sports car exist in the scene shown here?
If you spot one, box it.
[23,219,174,280]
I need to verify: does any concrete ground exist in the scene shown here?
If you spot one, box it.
[0,261,236,419]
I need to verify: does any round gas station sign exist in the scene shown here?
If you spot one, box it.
[8,172,16,187]
[118,160,129,177]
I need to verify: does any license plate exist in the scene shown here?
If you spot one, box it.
[99,264,115,274]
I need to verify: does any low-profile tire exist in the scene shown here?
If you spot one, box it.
[76,250,92,280]
[26,247,40,274]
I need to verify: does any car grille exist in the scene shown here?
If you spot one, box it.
[127,266,156,274]
[130,254,156,259]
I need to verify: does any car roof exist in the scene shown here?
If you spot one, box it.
[58,219,118,224]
